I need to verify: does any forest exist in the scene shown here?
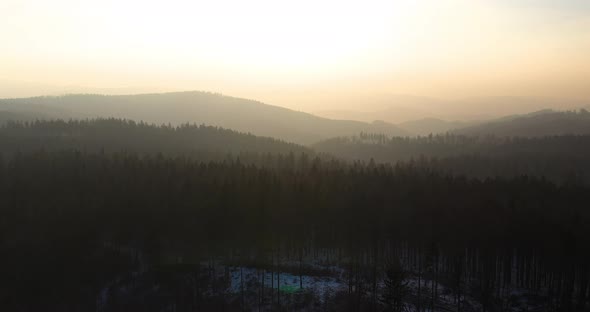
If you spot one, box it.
[315,132,590,185]
[1,119,589,311]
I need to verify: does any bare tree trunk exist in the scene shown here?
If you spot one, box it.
[372,244,378,312]
[277,246,281,308]
[418,250,422,312]
[299,247,303,289]
[434,252,438,307]
[240,265,244,312]
[271,251,274,309]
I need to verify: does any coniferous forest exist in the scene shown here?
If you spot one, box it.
[1,119,589,311]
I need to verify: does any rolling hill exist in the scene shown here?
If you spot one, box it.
[0,92,409,145]
[0,118,311,159]
[453,109,590,137]
[397,118,470,135]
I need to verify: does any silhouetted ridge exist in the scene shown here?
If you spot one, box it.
[0,92,409,144]
[0,118,311,159]
[453,109,590,137]
[314,133,590,184]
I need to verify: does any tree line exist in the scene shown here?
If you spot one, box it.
[0,118,310,159]
[315,133,590,185]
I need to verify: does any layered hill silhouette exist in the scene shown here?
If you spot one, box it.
[314,108,590,164]
[452,109,590,137]
[0,92,409,145]
[392,109,590,136]
[2,115,590,185]
[2,92,588,143]
[397,118,470,135]
[0,118,310,158]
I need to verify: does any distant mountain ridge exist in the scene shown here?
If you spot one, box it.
[1,92,588,142]
[397,118,471,136]
[453,109,590,137]
[0,91,409,145]
[315,95,588,123]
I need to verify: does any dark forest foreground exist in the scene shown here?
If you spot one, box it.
[1,120,589,311]
[1,151,589,311]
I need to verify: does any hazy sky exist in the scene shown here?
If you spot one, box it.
[1,0,589,112]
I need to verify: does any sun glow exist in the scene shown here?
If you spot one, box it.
[103,0,421,72]
[1,0,589,109]
[2,0,422,76]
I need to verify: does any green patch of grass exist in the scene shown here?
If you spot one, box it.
[280,285,302,294]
